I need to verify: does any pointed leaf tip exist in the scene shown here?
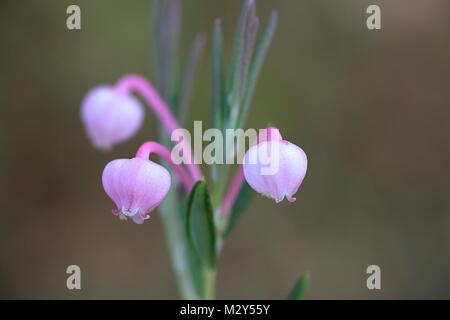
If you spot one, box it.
[288,272,310,300]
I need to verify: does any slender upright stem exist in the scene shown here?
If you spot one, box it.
[203,267,216,300]
[115,74,202,182]
[219,167,244,215]
[161,196,200,299]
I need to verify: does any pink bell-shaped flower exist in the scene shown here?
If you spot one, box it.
[243,129,307,203]
[81,86,144,150]
[102,157,171,224]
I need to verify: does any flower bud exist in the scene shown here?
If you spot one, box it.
[102,157,171,224]
[243,134,307,203]
[81,86,144,150]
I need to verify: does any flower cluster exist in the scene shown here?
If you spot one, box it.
[81,75,307,223]
[80,0,309,300]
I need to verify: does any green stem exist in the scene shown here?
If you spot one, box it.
[157,125,218,300]
[212,166,230,212]
[160,191,199,299]
[203,267,216,300]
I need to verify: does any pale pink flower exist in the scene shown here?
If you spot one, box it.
[81,86,144,150]
[243,130,307,203]
[102,157,171,224]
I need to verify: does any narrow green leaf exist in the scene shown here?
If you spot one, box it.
[225,182,255,236]
[240,15,259,97]
[226,0,249,93]
[288,272,310,300]
[186,180,216,268]
[152,0,164,88]
[178,34,205,124]
[211,19,225,183]
[212,19,225,131]
[226,0,255,123]
[152,0,180,107]
[237,11,278,128]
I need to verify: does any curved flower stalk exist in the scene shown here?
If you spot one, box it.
[135,141,193,191]
[81,74,202,182]
[115,74,202,182]
[82,0,310,300]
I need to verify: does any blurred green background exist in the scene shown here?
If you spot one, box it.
[1,0,449,299]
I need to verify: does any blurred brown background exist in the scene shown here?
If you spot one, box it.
[0,0,449,299]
